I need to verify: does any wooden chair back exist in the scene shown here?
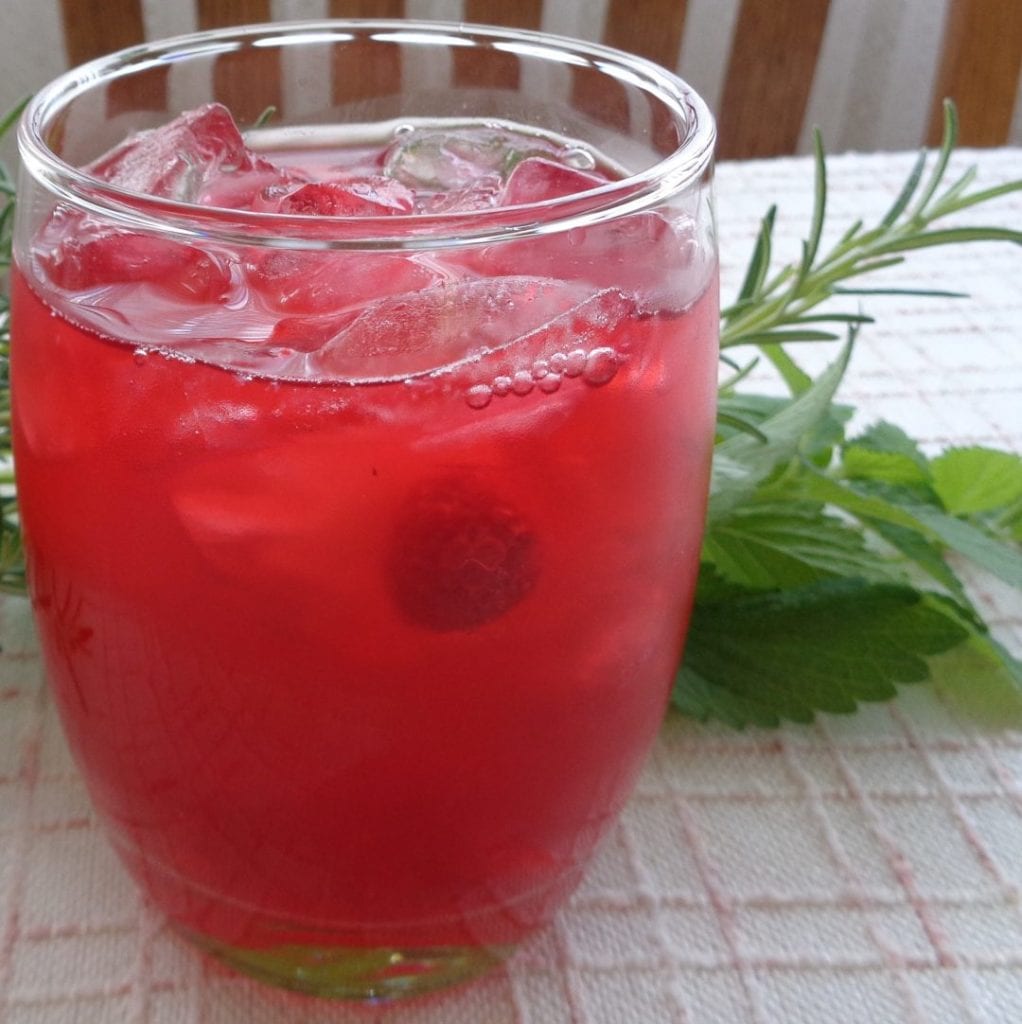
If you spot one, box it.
[17,0,1022,158]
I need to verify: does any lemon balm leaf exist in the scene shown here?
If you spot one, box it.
[842,447,933,489]
[931,635,1022,729]
[703,503,895,589]
[674,581,971,727]
[930,447,1022,516]
[847,420,930,469]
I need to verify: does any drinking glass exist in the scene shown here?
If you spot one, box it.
[12,20,717,1000]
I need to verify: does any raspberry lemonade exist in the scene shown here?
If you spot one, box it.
[12,22,718,999]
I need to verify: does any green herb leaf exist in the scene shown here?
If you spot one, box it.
[674,581,970,728]
[930,447,1022,516]
[849,421,930,469]
[709,342,852,521]
[842,447,932,489]
[931,634,1022,729]
[860,517,969,601]
[703,502,893,589]
[720,100,1022,354]
[906,504,1022,590]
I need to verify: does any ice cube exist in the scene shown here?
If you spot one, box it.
[268,310,362,352]
[173,442,344,585]
[479,156,701,310]
[172,433,401,599]
[198,165,305,211]
[295,276,605,381]
[87,103,274,203]
[466,206,693,309]
[501,157,607,205]
[421,176,503,213]
[41,228,232,301]
[274,178,415,216]
[246,250,436,315]
[383,125,565,193]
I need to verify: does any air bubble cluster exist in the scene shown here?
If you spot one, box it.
[464,347,620,408]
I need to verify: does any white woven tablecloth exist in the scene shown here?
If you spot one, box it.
[1,148,1021,1024]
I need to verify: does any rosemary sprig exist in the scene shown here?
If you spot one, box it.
[721,102,1022,395]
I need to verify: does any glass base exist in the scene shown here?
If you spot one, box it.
[181,927,515,1001]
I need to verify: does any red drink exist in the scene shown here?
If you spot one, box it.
[13,23,717,999]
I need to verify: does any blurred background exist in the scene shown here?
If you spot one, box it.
[1,0,1019,159]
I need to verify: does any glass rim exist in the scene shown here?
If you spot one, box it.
[17,19,716,252]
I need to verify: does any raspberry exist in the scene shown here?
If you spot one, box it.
[389,479,538,632]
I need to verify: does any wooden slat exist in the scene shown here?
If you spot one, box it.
[58,0,166,119]
[59,0,146,65]
[601,0,688,71]
[196,0,272,30]
[453,0,545,91]
[328,0,406,16]
[461,0,544,29]
[330,4,406,107]
[569,62,630,133]
[926,0,1022,147]
[196,1,281,121]
[717,0,831,159]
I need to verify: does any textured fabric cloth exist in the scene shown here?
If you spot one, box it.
[1,148,1020,1023]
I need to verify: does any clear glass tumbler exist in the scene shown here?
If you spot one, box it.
[12,20,717,1000]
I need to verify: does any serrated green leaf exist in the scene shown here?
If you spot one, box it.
[703,503,893,589]
[674,581,969,728]
[851,421,929,468]
[930,447,1022,516]
[930,634,1022,729]
[672,666,774,729]
[842,447,931,488]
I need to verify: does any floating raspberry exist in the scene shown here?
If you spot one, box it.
[389,479,538,632]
